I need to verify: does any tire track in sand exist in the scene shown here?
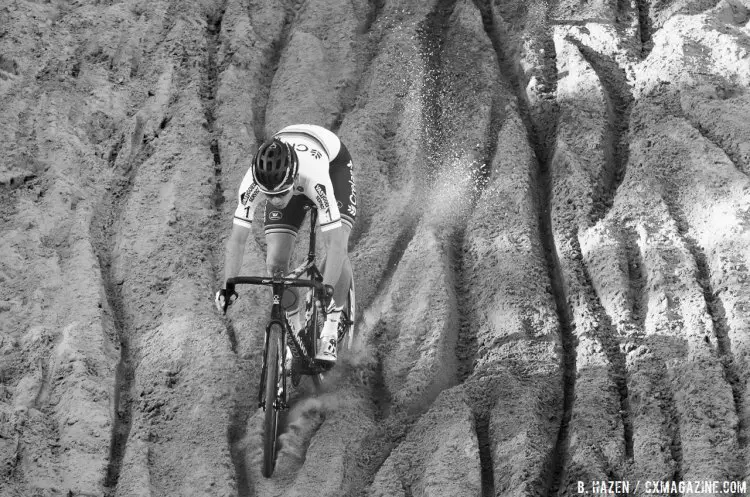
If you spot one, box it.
[424,1,497,492]
[635,0,653,56]
[570,39,633,226]
[92,111,158,497]
[473,1,579,494]
[197,2,269,495]
[566,35,636,462]
[621,97,746,483]
[250,1,297,141]
[212,1,296,494]
[662,196,747,482]
[546,27,636,490]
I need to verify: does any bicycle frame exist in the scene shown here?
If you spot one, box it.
[225,209,326,410]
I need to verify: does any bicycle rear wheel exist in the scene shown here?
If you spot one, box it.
[262,323,283,477]
[339,281,356,352]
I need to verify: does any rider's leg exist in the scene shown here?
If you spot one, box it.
[316,225,352,361]
[266,231,302,332]
[319,224,352,307]
[317,141,356,362]
[265,194,307,332]
[323,140,356,308]
[334,255,352,306]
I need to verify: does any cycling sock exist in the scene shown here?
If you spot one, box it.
[328,306,343,321]
[320,306,343,339]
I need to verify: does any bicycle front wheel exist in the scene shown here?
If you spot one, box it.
[262,323,283,477]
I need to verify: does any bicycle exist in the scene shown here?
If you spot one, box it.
[225,208,356,478]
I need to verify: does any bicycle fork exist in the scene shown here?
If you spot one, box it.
[258,281,290,412]
[257,320,285,411]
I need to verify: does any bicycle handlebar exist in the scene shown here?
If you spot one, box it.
[225,276,330,295]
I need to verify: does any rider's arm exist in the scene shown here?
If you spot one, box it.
[224,168,260,287]
[223,223,251,288]
[321,226,347,299]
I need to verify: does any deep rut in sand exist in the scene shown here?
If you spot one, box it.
[663,198,747,477]
[474,1,581,494]
[197,3,256,495]
[537,148,576,497]
[635,0,653,55]
[91,109,160,494]
[203,6,227,215]
[569,39,633,225]
[568,32,639,465]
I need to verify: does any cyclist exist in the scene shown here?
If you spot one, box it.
[215,124,356,362]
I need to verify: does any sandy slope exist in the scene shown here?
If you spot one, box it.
[1,0,749,495]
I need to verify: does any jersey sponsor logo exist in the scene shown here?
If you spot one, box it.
[294,143,323,160]
[346,176,357,217]
[241,184,260,205]
[314,184,332,218]
[314,184,329,209]
[349,176,357,213]
[337,201,343,209]
[269,210,283,221]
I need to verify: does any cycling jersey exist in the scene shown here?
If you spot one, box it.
[233,124,356,234]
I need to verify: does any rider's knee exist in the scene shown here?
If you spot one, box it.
[266,255,288,277]
[265,232,294,276]
[266,262,286,277]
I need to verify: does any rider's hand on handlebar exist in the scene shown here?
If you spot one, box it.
[215,288,238,314]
